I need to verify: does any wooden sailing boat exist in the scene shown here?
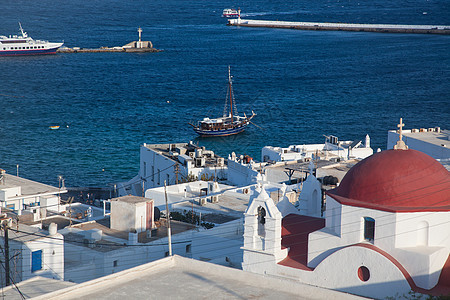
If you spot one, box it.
[189,66,256,137]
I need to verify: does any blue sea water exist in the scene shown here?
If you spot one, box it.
[0,0,449,188]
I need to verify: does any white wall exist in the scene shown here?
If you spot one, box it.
[2,233,64,287]
[140,146,177,189]
[131,146,229,196]
[111,200,148,233]
[308,197,450,290]
[276,245,413,299]
[227,159,258,186]
[191,219,244,267]
[64,230,193,284]
[0,186,21,201]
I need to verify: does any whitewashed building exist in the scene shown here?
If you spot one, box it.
[262,134,373,163]
[145,180,233,212]
[110,196,154,233]
[0,169,66,215]
[387,125,449,160]
[226,152,260,186]
[242,146,450,299]
[0,223,64,287]
[32,256,363,300]
[118,142,227,196]
[61,218,195,283]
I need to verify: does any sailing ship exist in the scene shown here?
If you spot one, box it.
[189,66,256,137]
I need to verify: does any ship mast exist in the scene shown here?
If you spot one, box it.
[229,66,234,122]
[18,22,27,38]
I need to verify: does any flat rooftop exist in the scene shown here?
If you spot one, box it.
[0,173,66,197]
[143,142,225,168]
[262,159,357,181]
[35,255,365,300]
[0,276,75,300]
[110,195,150,204]
[20,215,82,230]
[1,224,57,243]
[173,192,250,222]
[62,218,195,251]
[389,129,450,147]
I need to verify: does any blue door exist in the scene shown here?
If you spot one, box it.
[31,250,42,272]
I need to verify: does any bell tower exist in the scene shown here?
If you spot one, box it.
[242,179,287,273]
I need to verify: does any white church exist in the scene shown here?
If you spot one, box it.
[242,121,450,299]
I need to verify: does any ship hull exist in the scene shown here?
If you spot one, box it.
[193,125,247,137]
[223,14,239,18]
[0,46,61,56]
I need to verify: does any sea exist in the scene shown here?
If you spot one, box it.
[0,0,449,188]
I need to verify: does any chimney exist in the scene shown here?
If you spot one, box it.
[0,169,6,185]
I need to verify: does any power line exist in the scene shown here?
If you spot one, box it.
[10,228,191,248]
[3,214,449,279]
[6,182,450,254]
[0,244,25,300]
[1,177,448,280]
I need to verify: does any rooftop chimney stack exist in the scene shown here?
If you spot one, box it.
[0,169,6,185]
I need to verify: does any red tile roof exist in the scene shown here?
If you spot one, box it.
[278,214,325,270]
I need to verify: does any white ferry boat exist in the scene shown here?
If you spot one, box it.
[222,8,240,18]
[0,23,63,56]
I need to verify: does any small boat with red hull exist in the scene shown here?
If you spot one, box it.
[222,8,240,18]
[0,23,63,56]
[189,66,256,137]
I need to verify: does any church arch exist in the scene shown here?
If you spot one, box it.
[257,206,266,237]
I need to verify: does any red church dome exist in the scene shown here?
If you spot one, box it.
[327,149,450,212]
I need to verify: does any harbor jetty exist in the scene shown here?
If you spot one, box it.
[227,19,450,35]
[58,27,162,53]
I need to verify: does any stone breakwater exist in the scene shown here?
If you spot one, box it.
[228,19,450,35]
[58,46,162,53]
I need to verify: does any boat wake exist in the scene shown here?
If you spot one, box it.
[241,10,309,17]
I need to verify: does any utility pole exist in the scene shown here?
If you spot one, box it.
[1,220,10,286]
[174,163,179,184]
[164,181,172,256]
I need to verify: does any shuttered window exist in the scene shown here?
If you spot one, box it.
[31,250,42,272]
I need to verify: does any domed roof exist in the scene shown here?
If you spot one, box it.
[327,149,450,212]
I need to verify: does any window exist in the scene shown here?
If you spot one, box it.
[143,162,147,177]
[157,169,160,185]
[151,166,154,181]
[358,266,370,281]
[257,206,266,237]
[186,244,191,253]
[113,260,118,267]
[31,250,42,272]
[165,251,169,257]
[364,217,375,241]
